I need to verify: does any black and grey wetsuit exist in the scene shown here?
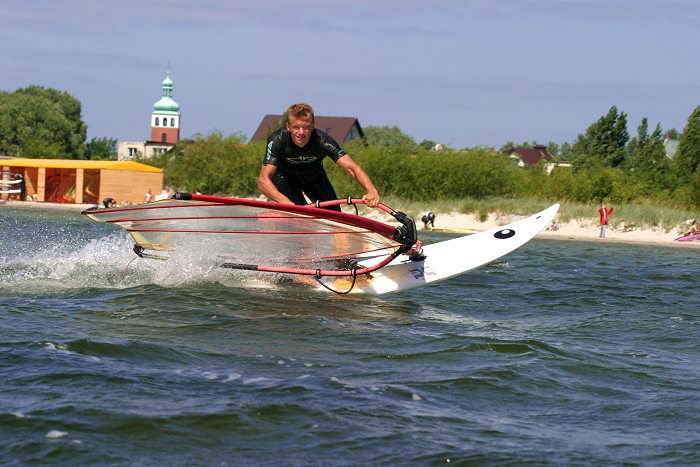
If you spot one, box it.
[263,128,346,211]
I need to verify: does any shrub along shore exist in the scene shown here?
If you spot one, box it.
[139,132,700,235]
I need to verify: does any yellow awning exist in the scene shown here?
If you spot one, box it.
[0,158,163,173]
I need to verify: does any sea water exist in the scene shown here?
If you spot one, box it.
[1,205,699,464]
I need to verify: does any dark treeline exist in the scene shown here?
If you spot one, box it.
[3,85,700,208]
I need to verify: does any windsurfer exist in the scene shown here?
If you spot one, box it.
[257,102,379,212]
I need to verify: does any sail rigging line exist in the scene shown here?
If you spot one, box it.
[173,192,421,280]
[172,193,401,238]
[99,212,361,225]
[315,269,359,295]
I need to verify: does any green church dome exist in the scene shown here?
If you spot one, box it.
[153,73,180,113]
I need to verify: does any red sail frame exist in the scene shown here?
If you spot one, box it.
[84,193,418,279]
[181,194,410,277]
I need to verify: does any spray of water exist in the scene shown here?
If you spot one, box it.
[0,227,286,294]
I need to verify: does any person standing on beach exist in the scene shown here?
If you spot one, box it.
[257,102,380,212]
[598,202,613,238]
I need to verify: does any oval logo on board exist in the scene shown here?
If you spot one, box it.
[494,229,515,239]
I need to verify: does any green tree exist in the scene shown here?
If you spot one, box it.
[418,139,438,150]
[674,105,700,177]
[572,106,629,167]
[559,142,573,160]
[627,118,666,174]
[498,141,517,155]
[149,131,259,195]
[85,137,117,160]
[688,169,700,207]
[0,85,87,158]
[665,128,680,139]
[546,141,559,158]
[363,125,416,148]
[328,144,524,201]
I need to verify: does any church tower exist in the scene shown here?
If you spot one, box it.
[150,72,180,143]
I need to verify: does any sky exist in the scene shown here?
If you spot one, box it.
[2,0,700,149]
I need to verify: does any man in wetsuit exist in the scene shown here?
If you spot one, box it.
[257,102,380,212]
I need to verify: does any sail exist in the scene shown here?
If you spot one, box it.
[83,194,415,275]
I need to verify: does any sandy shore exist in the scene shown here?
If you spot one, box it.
[425,210,700,249]
[3,199,700,249]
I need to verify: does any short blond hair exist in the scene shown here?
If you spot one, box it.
[286,102,314,122]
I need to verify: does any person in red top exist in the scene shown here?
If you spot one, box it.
[598,202,614,238]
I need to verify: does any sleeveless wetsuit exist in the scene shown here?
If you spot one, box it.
[263,128,346,211]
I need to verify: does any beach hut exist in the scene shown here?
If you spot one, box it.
[0,158,163,205]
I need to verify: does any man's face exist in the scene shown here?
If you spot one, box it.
[286,115,314,147]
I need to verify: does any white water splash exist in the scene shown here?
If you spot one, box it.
[0,212,290,292]
[46,430,68,439]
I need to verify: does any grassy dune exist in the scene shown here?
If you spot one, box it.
[374,196,699,232]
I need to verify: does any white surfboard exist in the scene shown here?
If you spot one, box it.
[332,203,559,295]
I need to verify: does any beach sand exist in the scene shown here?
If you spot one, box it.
[418,210,700,249]
[365,206,700,249]
[3,199,700,249]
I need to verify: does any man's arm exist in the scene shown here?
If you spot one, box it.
[257,164,294,204]
[336,155,380,207]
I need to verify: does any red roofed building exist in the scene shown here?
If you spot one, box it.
[509,144,554,167]
[250,115,364,144]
